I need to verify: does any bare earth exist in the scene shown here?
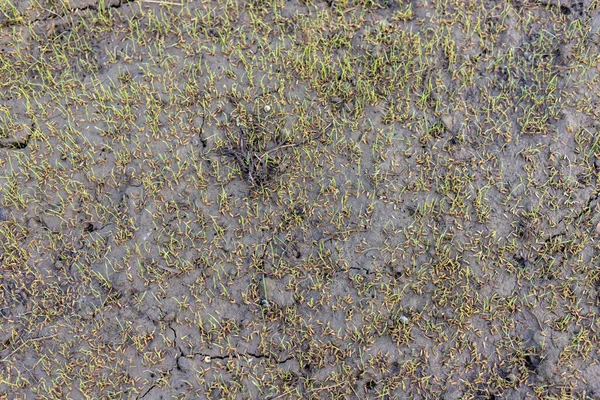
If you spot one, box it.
[1,0,600,398]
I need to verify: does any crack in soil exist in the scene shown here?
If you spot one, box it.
[0,0,138,29]
[182,350,294,365]
[350,266,373,275]
[0,135,29,150]
[137,384,157,399]
[167,322,295,370]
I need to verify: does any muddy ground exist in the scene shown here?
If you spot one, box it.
[1,0,600,398]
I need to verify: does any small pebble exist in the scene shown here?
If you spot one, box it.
[260,299,270,308]
[441,114,454,132]
[399,315,409,324]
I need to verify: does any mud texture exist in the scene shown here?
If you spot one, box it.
[1,0,600,399]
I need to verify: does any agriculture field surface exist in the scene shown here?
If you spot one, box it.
[1,0,600,398]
